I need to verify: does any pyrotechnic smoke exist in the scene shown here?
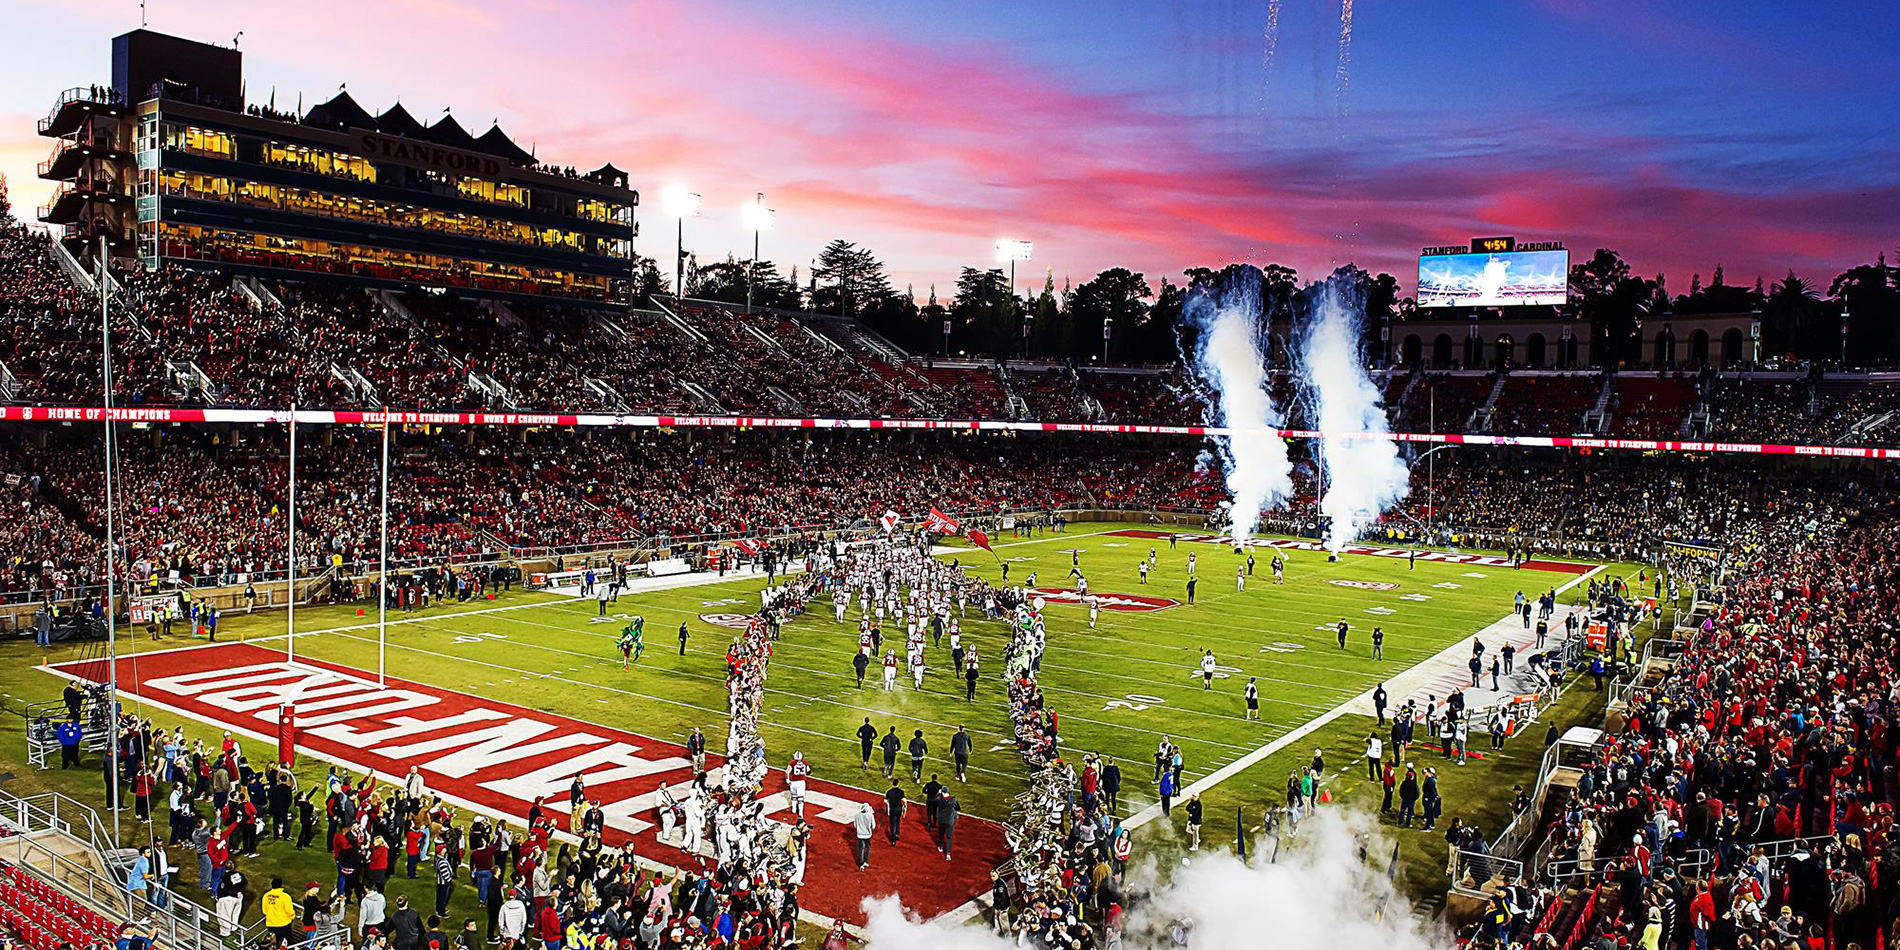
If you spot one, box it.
[1298,276,1410,554]
[1181,268,1293,547]
[859,810,1443,950]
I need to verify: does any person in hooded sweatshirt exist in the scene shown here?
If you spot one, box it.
[498,889,529,945]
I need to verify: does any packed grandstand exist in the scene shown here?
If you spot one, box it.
[5,23,1900,950]
[8,158,1900,950]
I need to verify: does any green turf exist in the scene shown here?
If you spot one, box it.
[0,521,1645,918]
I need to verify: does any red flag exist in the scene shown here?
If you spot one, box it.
[923,507,961,535]
[967,529,992,552]
[277,704,297,767]
[734,538,762,555]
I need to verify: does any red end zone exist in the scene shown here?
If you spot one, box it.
[51,643,1005,924]
[1106,529,1596,575]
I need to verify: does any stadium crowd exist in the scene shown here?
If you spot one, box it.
[7,210,1900,445]
[5,417,1891,615]
[991,593,1137,947]
[80,701,815,950]
[1454,491,1900,950]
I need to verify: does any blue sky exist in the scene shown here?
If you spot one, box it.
[2,0,1895,294]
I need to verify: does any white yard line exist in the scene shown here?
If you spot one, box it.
[934,559,1610,928]
[33,663,869,936]
[1115,562,1607,831]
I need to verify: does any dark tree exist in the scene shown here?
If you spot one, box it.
[1069,268,1152,363]
[1830,256,1899,363]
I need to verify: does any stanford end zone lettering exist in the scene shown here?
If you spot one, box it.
[49,644,1004,922]
[357,132,503,177]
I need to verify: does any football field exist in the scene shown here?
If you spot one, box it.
[14,520,1608,919]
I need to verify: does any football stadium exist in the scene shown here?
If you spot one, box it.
[0,9,1896,950]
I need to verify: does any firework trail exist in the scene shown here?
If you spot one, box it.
[1259,0,1281,115]
[1336,0,1354,119]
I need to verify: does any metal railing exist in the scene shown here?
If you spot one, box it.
[1605,637,1684,707]
[1749,834,1837,862]
[38,87,121,134]
[0,791,258,950]
[1543,847,1711,888]
[49,240,98,294]
[22,699,110,769]
[1451,848,1525,895]
[1486,738,1564,861]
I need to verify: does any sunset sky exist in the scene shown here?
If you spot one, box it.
[3,0,1896,297]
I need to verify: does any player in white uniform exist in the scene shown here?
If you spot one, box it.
[786,752,811,818]
[1187,553,1197,575]
[1139,559,1149,584]
[910,649,926,688]
[883,650,898,691]
[680,789,705,855]
[1087,595,1100,629]
[656,781,680,842]
[1237,565,1246,592]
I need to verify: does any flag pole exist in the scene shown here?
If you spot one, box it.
[99,236,121,842]
[286,404,297,661]
[378,413,390,686]
[1236,805,1247,864]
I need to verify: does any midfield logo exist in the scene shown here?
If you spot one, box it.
[1026,588,1180,611]
[1328,579,1401,591]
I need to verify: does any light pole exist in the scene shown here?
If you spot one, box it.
[742,195,775,314]
[97,237,121,839]
[662,185,700,302]
[1102,316,1112,363]
[1840,305,1851,366]
[995,239,1032,354]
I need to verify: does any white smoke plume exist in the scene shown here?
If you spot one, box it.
[1181,269,1293,547]
[859,809,1446,950]
[1299,277,1410,554]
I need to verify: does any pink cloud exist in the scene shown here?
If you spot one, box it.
[1,0,1893,300]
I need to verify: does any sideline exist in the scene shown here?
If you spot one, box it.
[933,559,1611,928]
[34,662,872,936]
[1115,562,1608,830]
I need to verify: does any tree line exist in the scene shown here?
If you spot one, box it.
[635,238,1900,367]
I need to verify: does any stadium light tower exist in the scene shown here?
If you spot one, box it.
[742,195,776,314]
[995,239,1032,353]
[662,185,701,302]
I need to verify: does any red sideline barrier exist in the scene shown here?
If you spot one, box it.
[1562,885,1602,950]
[4,405,1898,458]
